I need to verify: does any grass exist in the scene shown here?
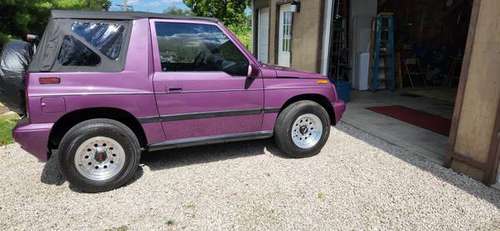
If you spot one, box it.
[317,192,326,201]
[104,225,129,231]
[0,113,19,146]
[166,219,175,226]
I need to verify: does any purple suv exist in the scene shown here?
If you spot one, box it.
[11,10,345,192]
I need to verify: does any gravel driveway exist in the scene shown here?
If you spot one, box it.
[0,123,499,230]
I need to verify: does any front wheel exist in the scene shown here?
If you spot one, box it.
[58,119,141,192]
[274,100,331,158]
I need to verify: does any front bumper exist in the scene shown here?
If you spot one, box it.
[13,119,52,162]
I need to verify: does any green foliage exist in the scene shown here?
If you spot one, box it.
[0,0,111,47]
[228,23,251,50]
[0,117,17,145]
[183,0,249,27]
[163,6,193,16]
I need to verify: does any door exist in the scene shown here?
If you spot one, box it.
[278,4,293,67]
[257,7,270,63]
[150,20,264,141]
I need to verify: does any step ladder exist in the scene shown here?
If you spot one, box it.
[371,13,396,91]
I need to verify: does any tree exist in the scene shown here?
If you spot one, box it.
[0,0,111,46]
[183,0,249,27]
[163,6,193,16]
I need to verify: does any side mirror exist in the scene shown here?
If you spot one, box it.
[247,64,260,78]
[25,34,39,43]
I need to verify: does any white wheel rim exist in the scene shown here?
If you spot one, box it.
[74,136,126,181]
[291,113,323,149]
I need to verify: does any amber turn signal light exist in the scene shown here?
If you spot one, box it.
[39,77,61,84]
[317,79,329,85]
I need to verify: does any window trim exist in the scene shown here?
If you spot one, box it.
[150,19,258,76]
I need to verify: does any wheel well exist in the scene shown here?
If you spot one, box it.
[48,108,148,152]
[279,94,336,125]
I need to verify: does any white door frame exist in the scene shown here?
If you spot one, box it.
[257,7,270,63]
[278,3,293,67]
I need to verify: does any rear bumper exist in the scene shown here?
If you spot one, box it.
[333,100,346,124]
[13,119,52,162]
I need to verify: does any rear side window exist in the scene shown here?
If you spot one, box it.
[71,22,125,60]
[58,36,101,66]
[155,22,249,76]
[55,21,128,69]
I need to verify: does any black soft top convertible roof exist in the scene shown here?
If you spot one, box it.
[51,10,219,22]
[29,10,219,73]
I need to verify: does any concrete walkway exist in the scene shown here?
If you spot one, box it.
[342,90,454,164]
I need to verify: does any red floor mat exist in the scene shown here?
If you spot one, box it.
[367,105,451,136]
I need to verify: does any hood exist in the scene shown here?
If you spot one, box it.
[261,64,327,79]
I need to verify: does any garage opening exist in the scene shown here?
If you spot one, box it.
[327,0,473,163]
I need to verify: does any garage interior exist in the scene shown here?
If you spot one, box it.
[327,0,472,164]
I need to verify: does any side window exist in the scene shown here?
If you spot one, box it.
[155,22,249,76]
[281,12,292,52]
[72,22,125,60]
[57,35,101,66]
[56,21,126,67]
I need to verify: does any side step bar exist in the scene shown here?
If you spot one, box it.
[147,131,274,152]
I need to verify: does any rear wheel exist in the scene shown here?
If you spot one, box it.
[274,100,331,158]
[58,119,141,192]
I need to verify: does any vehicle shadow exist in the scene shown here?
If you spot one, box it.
[40,152,65,186]
[336,122,500,209]
[40,139,284,191]
[40,151,145,193]
[141,139,284,171]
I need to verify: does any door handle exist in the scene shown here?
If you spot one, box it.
[167,87,183,93]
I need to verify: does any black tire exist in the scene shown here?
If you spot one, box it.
[58,119,141,192]
[274,100,331,158]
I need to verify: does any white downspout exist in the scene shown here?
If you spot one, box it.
[321,0,335,75]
